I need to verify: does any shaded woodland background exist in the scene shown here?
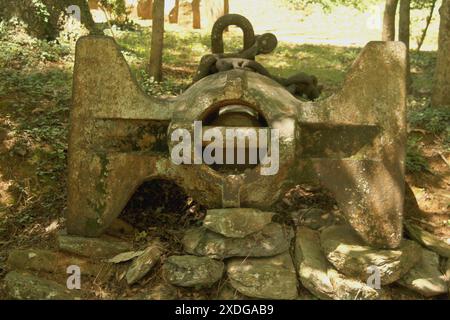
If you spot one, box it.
[0,0,448,298]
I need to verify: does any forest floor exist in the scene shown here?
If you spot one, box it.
[0,18,448,299]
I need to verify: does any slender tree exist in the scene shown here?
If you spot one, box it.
[382,0,399,41]
[192,0,201,29]
[399,0,411,87]
[432,0,450,107]
[224,0,229,31]
[416,0,438,51]
[224,0,229,15]
[148,0,164,81]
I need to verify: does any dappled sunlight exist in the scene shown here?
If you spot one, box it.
[0,0,448,302]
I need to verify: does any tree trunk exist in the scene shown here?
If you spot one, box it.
[224,0,229,31]
[399,0,411,88]
[416,0,437,51]
[88,0,99,10]
[432,0,450,107]
[192,0,201,29]
[137,0,153,19]
[382,0,399,41]
[169,0,179,24]
[224,0,229,15]
[148,0,164,82]
[76,0,101,34]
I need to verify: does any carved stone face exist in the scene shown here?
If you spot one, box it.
[68,36,407,249]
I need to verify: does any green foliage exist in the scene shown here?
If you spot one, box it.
[0,0,61,40]
[0,22,72,225]
[406,99,449,173]
[30,0,51,23]
[117,27,361,98]
[139,70,186,96]
[411,0,437,10]
[99,0,128,20]
[406,137,430,173]
[0,21,71,70]
[0,0,97,40]
[409,51,436,95]
[409,106,450,136]
[0,20,445,231]
[283,0,378,12]
[109,17,139,31]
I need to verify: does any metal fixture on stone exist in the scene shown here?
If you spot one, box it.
[67,15,407,249]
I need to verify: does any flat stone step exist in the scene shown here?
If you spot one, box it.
[7,249,112,279]
[398,248,448,297]
[295,227,391,300]
[4,271,83,300]
[404,221,450,258]
[320,225,421,285]
[204,208,275,238]
[227,252,298,300]
[57,234,133,259]
[126,240,163,285]
[183,223,293,259]
[162,255,224,288]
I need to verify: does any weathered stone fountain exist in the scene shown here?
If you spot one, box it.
[5,15,448,301]
[67,14,407,250]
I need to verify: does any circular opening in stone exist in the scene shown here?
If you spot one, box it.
[199,101,269,174]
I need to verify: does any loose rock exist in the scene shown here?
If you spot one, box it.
[398,248,448,297]
[328,268,391,300]
[108,251,145,264]
[294,226,334,300]
[126,240,163,285]
[162,255,224,288]
[291,208,338,230]
[204,208,274,238]
[132,283,178,300]
[297,287,319,300]
[404,221,450,258]
[294,227,390,300]
[4,271,82,300]
[446,259,450,299]
[320,225,421,284]
[7,249,111,279]
[227,252,298,300]
[216,282,250,300]
[446,258,450,284]
[388,285,425,300]
[183,223,293,259]
[57,234,133,258]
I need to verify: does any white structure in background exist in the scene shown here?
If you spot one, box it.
[66,5,82,33]
[366,4,383,31]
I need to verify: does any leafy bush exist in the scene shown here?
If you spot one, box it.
[99,0,128,20]
[408,105,450,142]
[0,0,60,40]
[0,0,98,40]
[0,21,72,70]
[406,136,429,173]
[282,0,378,12]
[109,16,139,31]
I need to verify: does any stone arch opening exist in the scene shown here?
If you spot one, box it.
[119,179,205,233]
